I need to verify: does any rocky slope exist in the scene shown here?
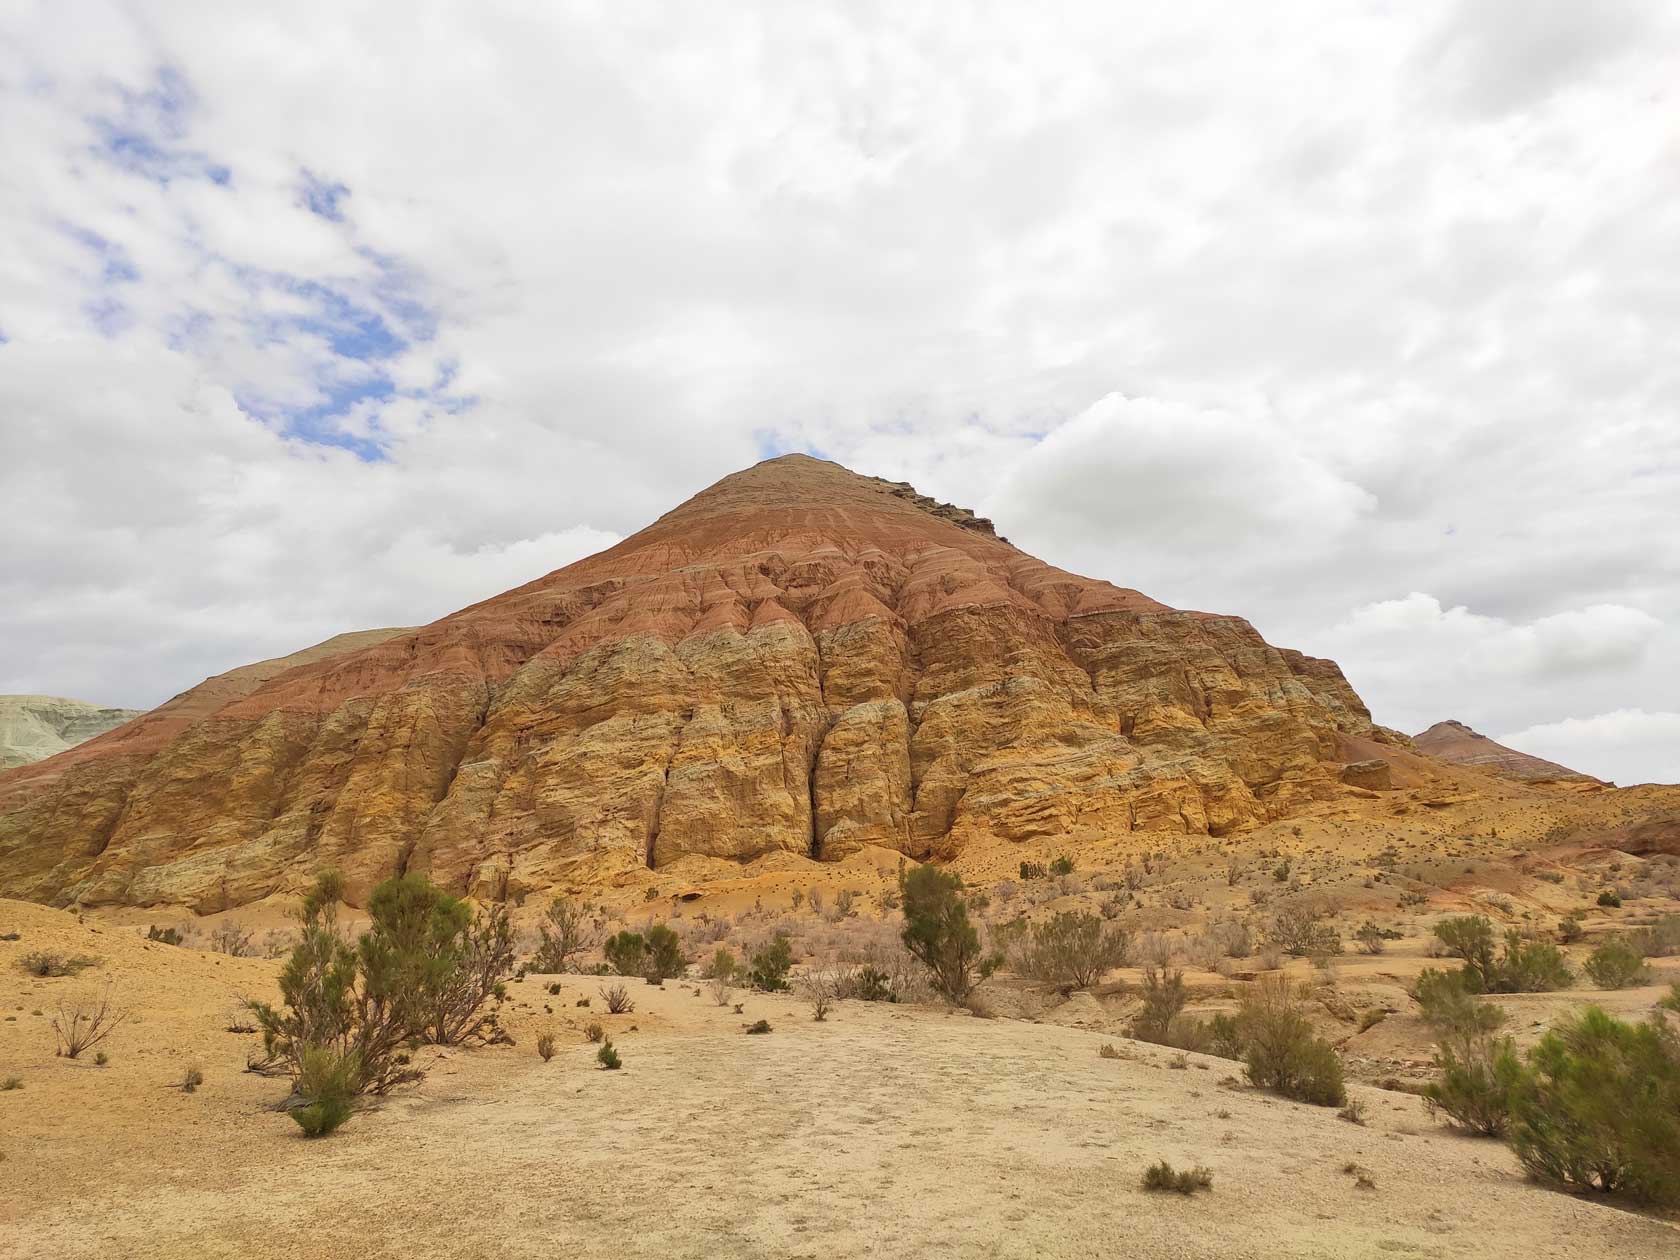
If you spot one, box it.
[0,455,1387,911]
[0,696,144,771]
[1412,719,1595,784]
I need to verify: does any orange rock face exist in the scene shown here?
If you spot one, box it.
[0,455,1381,910]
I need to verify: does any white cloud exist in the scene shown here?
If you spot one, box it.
[1500,710,1680,787]
[0,2,1676,785]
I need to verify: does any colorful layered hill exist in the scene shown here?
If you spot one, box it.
[0,455,1391,911]
[0,696,144,772]
[1412,720,1596,785]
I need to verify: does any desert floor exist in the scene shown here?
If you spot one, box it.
[2,899,1677,1260]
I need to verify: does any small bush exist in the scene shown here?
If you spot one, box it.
[745,1019,772,1034]
[291,1045,357,1137]
[1597,890,1621,907]
[180,1065,205,1092]
[1098,1043,1120,1059]
[596,1040,621,1070]
[1,1076,22,1090]
[94,1051,108,1067]
[1631,914,1680,958]
[1584,939,1649,990]
[1557,915,1585,944]
[1019,861,1046,880]
[1131,965,1188,1045]
[584,1021,605,1043]
[600,983,634,1014]
[1270,897,1341,957]
[51,987,130,1059]
[1339,1099,1367,1126]
[1497,934,1574,993]
[19,951,97,978]
[603,931,647,977]
[532,896,593,973]
[1354,922,1385,955]
[1238,975,1345,1107]
[748,934,793,992]
[702,948,737,980]
[1008,911,1128,989]
[1049,855,1075,877]
[1434,916,1498,989]
[642,924,687,983]
[1508,1008,1680,1205]
[209,921,256,957]
[899,865,999,1004]
[1141,1160,1213,1194]
[536,1033,557,1061]
[1660,982,1680,1013]
[146,925,183,946]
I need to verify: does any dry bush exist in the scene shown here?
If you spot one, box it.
[1141,1160,1213,1194]
[1269,896,1341,957]
[209,921,257,957]
[20,951,97,978]
[600,983,634,1014]
[536,1032,557,1061]
[584,1021,605,1043]
[1006,911,1128,989]
[710,974,734,1007]
[51,986,130,1059]
[1237,974,1346,1107]
[532,896,594,973]
[798,964,847,1020]
[1131,965,1188,1044]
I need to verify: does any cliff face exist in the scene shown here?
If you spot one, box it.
[0,455,1379,910]
[1412,720,1594,784]
[0,697,145,772]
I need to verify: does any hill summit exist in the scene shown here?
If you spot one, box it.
[1412,719,1595,784]
[0,454,1389,910]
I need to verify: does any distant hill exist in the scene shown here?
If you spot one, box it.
[1413,719,1596,783]
[0,695,145,771]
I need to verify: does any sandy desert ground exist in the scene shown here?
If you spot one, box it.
[3,883,1678,1260]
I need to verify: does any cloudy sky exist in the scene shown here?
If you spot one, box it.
[1,1,1676,785]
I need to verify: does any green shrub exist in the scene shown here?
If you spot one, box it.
[848,965,896,1002]
[146,925,182,946]
[1049,855,1075,877]
[1019,861,1046,880]
[596,1039,621,1070]
[1508,1008,1680,1205]
[247,869,513,1099]
[1584,939,1650,990]
[1660,982,1680,1013]
[899,865,999,1004]
[603,931,647,977]
[1141,1160,1213,1194]
[1,1076,21,1090]
[1495,934,1573,993]
[1354,922,1385,955]
[1238,975,1346,1107]
[748,934,793,992]
[702,948,737,980]
[745,1019,772,1034]
[1434,916,1497,989]
[642,924,687,982]
[1597,890,1621,908]
[1557,915,1584,944]
[1131,965,1188,1045]
[1414,967,1503,1035]
[1008,911,1128,989]
[1424,1029,1524,1136]
[291,1045,358,1137]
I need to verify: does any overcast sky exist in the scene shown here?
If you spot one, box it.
[1,1,1676,785]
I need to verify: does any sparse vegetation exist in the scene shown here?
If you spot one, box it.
[532,896,593,973]
[146,925,183,946]
[604,931,647,977]
[1236,974,1345,1107]
[642,924,688,983]
[596,1039,621,1070]
[180,1064,205,1092]
[19,951,97,978]
[1354,921,1385,955]
[600,983,635,1014]
[584,1021,605,1043]
[1597,890,1621,908]
[745,1018,772,1034]
[1005,910,1128,989]
[536,1032,557,1061]
[1269,897,1341,957]
[1583,939,1649,989]
[209,920,256,957]
[50,986,130,1059]
[1141,1160,1213,1194]
[748,934,793,992]
[1132,964,1188,1045]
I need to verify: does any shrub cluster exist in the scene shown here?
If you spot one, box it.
[247,870,516,1136]
[1003,911,1128,989]
[1432,917,1572,993]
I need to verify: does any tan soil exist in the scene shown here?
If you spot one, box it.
[3,899,1677,1260]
